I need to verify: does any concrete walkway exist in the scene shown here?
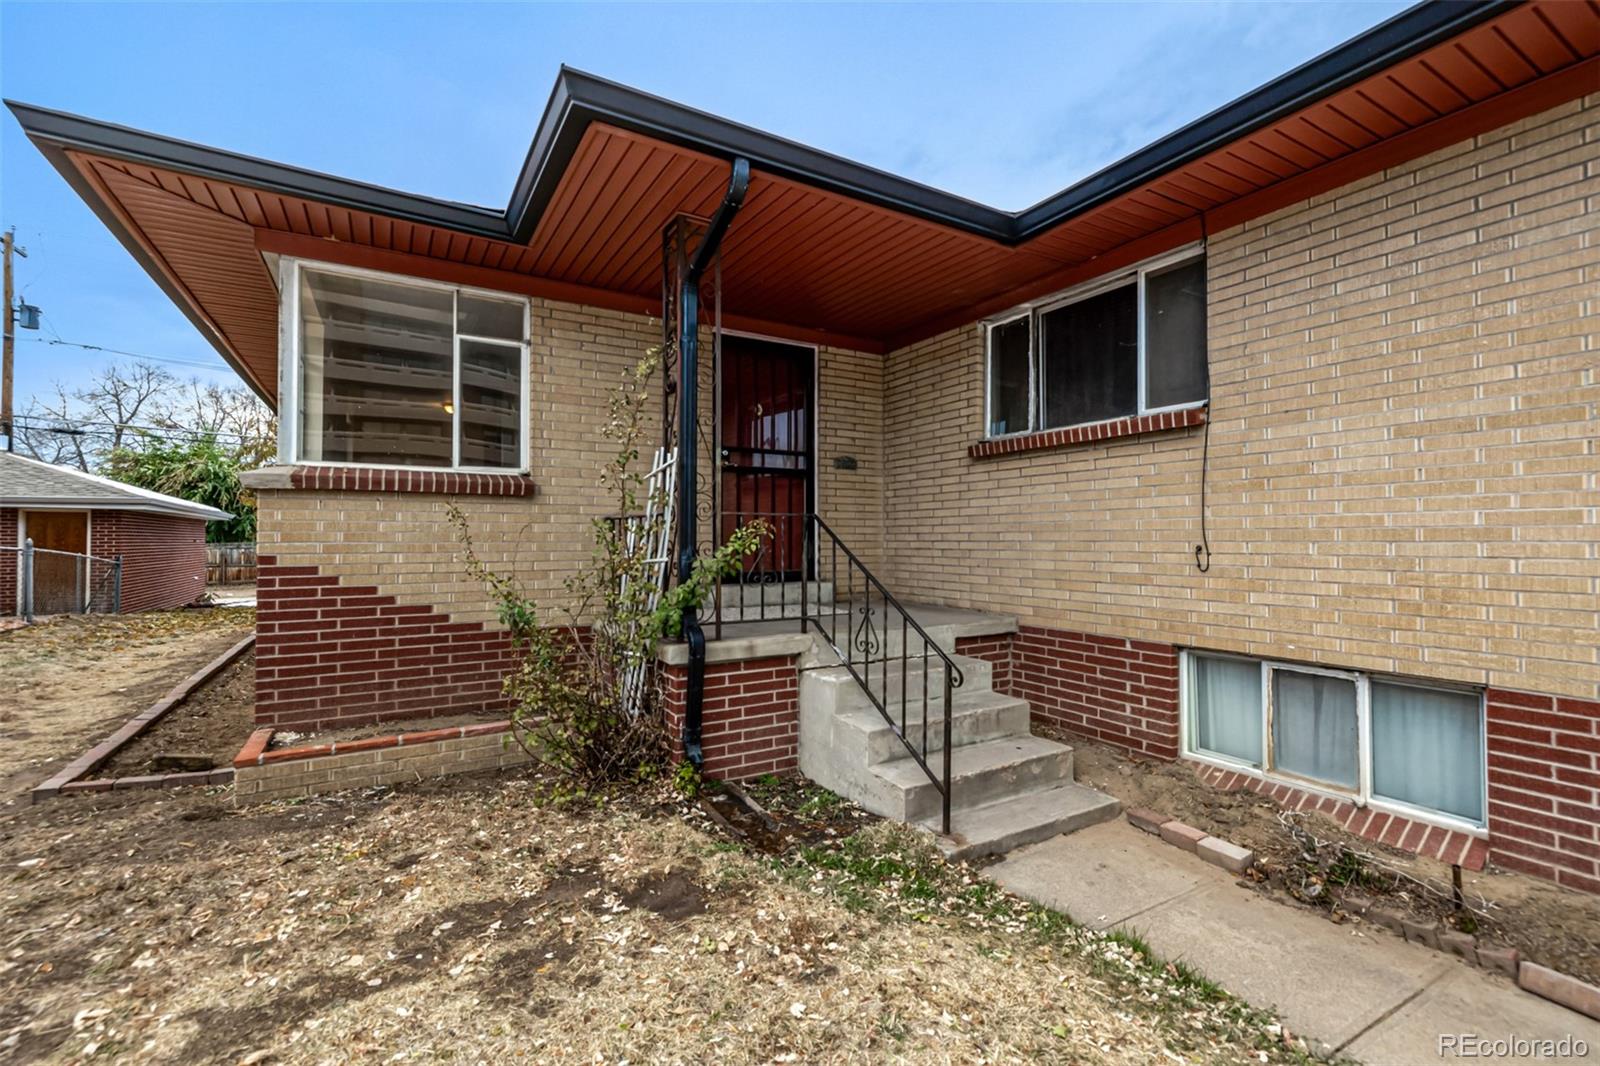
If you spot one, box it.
[992,821,1600,1065]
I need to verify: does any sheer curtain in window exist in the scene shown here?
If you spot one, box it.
[1191,655,1262,765]
[1271,670,1359,789]
[1371,682,1484,822]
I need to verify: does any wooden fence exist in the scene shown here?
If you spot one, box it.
[207,542,257,585]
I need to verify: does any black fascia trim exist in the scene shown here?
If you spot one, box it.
[5,0,1519,253]
[5,100,510,241]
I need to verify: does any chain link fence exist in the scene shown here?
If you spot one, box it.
[4,540,123,622]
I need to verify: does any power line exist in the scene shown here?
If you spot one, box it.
[21,335,230,373]
[13,415,250,442]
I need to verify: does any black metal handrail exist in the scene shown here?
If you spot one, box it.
[706,511,963,834]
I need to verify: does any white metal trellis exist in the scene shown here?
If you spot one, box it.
[618,446,678,717]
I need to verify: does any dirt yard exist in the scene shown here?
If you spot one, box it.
[1062,730,1600,987]
[0,615,1323,1065]
[0,610,255,795]
[98,651,257,777]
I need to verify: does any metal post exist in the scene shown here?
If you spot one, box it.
[942,671,954,836]
[20,537,33,623]
[112,555,123,614]
[2,229,16,452]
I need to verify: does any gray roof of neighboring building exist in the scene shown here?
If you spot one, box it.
[0,452,231,521]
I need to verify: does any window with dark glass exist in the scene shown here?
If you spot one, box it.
[987,316,1031,436]
[1144,256,1208,409]
[983,251,1207,436]
[296,267,526,470]
[1041,284,1137,428]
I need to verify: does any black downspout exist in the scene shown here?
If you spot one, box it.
[679,157,750,769]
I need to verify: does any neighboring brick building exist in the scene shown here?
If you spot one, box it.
[1,452,229,615]
[16,1,1597,891]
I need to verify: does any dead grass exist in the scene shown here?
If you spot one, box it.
[1,617,1327,1063]
[0,609,254,795]
[0,766,1332,1064]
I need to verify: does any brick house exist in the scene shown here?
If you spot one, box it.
[1,452,228,615]
[11,2,1597,889]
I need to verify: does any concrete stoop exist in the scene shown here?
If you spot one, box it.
[791,597,1120,861]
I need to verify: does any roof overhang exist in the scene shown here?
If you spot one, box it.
[9,0,1596,407]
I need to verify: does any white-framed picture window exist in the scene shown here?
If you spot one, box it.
[1180,650,1488,832]
[981,243,1207,438]
[279,258,531,472]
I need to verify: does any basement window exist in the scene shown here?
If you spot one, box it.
[1182,651,1487,830]
[282,260,529,471]
[983,245,1207,438]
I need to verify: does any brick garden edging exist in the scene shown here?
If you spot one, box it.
[233,720,530,803]
[1124,809,1600,1023]
[31,634,255,801]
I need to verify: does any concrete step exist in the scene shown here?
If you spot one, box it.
[798,654,994,715]
[804,689,1031,767]
[926,782,1122,862]
[869,734,1077,824]
[706,581,834,612]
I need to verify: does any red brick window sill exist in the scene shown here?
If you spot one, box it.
[287,466,537,497]
[968,406,1206,459]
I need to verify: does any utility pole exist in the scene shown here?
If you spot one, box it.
[2,228,24,453]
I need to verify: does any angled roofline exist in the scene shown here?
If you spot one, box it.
[0,452,233,521]
[5,0,1517,247]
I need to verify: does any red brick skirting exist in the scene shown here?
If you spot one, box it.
[954,634,1012,693]
[968,407,1206,459]
[1194,763,1490,870]
[31,634,254,801]
[257,555,516,731]
[660,655,800,780]
[1484,688,1600,895]
[1008,626,1181,760]
[287,466,536,496]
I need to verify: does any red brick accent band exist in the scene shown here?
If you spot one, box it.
[1194,763,1489,870]
[968,407,1206,459]
[234,721,514,767]
[660,655,800,780]
[1484,688,1599,895]
[256,555,515,731]
[1009,625,1181,760]
[286,466,536,496]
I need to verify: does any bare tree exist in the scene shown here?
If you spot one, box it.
[13,361,276,471]
[152,379,277,468]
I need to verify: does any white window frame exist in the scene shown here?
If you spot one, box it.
[278,257,531,474]
[1179,649,1489,836]
[983,311,1034,439]
[980,242,1207,440]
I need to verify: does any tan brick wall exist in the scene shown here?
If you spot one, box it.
[235,730,532,804]
[880,96,1600,701]
[258,299,882,626]
[817,346,886,565]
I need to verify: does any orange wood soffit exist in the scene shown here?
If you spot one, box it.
[253,229,889,355]
[69,152,275,400]
[891,55,1600,351]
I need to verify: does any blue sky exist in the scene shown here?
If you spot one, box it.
[1,0,1410,410]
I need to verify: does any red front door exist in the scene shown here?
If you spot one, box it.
[719,335,813,579]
